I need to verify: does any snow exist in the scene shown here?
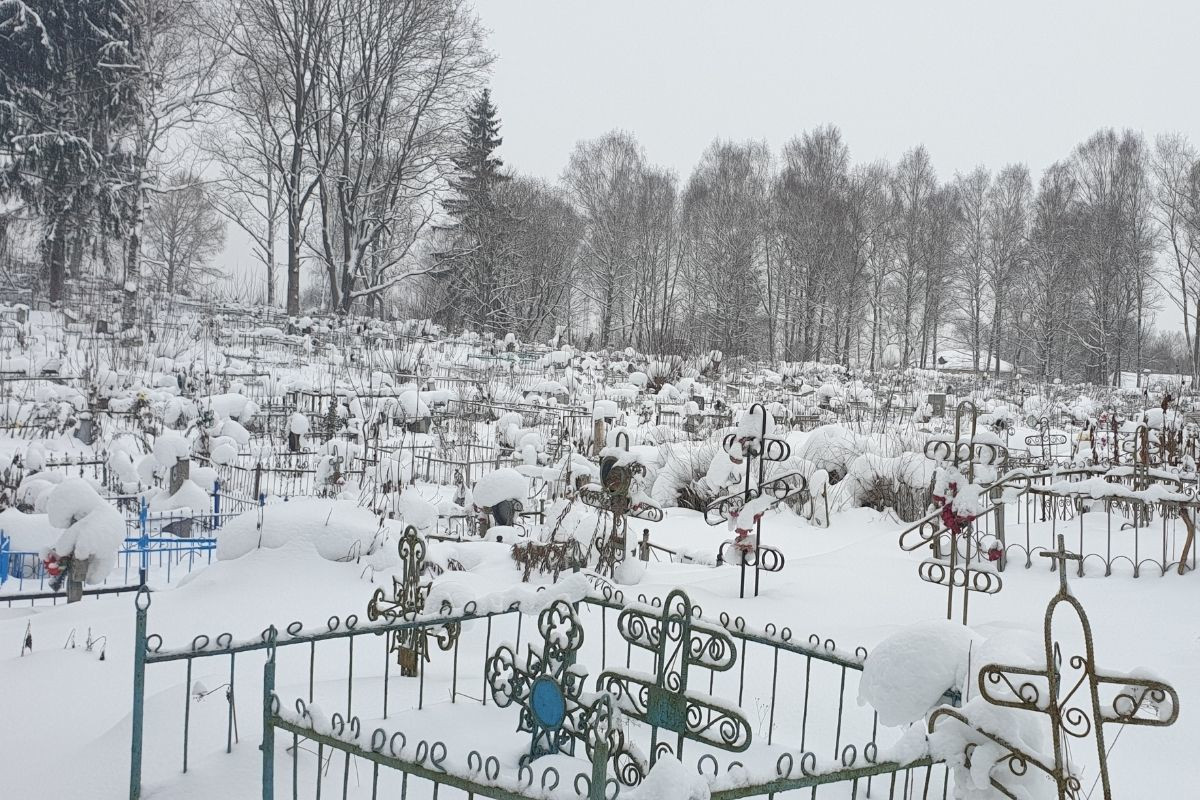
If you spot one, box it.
[858,620,979,727]
[45,479,125,585]
[623,756,710,800]
[152,431,192,467]
[2,309,1198,800]
[472,467,528,508]
[0,507,58,551]
[593,399,619,420]
[216,497,385,561]
[149,478,209,513]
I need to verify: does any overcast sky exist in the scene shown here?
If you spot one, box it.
[479,0,1199,184]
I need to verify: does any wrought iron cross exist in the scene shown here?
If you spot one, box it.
[703,403,806,598]
[1024,416,1068,468]
[486,599,586,762]
[580,432,663,577]
[366,526,459,676]
[930,535,1179,799]
[597,588,751,763]
[903,399,1010,623]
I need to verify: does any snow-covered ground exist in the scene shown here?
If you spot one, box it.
[1,305,1196,800]
[1,499,1194,799]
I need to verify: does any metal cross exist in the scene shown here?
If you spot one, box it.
[366,526,459,676]
[1024,417,1068,468]
[1040,534,1084,595]
[930,535,1179,800]
[703,403,805,598]
[580,432,662,577]
[485,599,645,785]
[486,598,586,763]
[596,588,751,763]
[902,399,1010,623]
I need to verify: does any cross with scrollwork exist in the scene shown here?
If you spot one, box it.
[485,599,645,782]
[702,403,806,598]
[366,525,459,676]
[902,399,1011,623]
[1024,416,1068,468]
[596,588,752,764]
[929,535,1179,799]
[580,433,663,577]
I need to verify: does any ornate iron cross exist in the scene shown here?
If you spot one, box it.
[1024,416,1068,468]
[366,526,459,676]
[901,399,1010,624]
[929,535,1180,799]
[703,402,806,598]
[580,432,663,577]
[485,599,646,783]
[597,588,751,764]
[486,599,586,762]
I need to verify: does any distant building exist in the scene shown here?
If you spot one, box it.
[930,349,1016,375]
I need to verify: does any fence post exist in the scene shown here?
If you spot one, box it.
[992,484,1007,572]
[0,532,9,586]
[261,626,277,800]
[639,529,650,562]
[130,587,151,800]
[588,737,609,800]
[212,480,221,530]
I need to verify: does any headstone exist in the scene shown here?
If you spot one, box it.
[169,457,193,538]
[928,393,946,418]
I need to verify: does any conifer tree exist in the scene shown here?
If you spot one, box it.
[0,1,141,303]
[435,89,509,332]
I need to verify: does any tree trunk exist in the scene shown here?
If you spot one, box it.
[287,207,302,316]
[123,218,141,329]
[47,216,67,303]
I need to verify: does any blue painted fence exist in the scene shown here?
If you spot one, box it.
[0,481,262,596]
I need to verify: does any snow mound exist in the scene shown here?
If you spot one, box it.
[217,498,386,562]
[859,620,979,727]
[473,467,528,508]
[46,479,125,585]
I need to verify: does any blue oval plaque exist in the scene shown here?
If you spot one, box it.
[530,676,566,729]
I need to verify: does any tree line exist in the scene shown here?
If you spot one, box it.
[428,102,1200,384]
[1,2,1198,383]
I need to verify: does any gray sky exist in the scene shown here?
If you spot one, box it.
[479,0,1199,184]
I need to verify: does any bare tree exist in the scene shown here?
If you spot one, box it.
[226,0,333,316]
[204,66,287,307]
[1151,133,1200,379]
[115,0,226,325]
[774,126,851,362]
[680,139,771,357]
[891,146,938,367]
[563,131,645,348]
[310,0,490,313]
[1025,162,1080,379]
[951,167,991,368]
[492,178,581,340]
[983,164,1031,375]
[142,172,226,296]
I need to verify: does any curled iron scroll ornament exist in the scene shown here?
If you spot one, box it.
[928,535,1179,800]
[597,589,751,761]
[366,526,460,674]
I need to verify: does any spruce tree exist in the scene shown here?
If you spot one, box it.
[0,1,142,303]
[435,89,508,332]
